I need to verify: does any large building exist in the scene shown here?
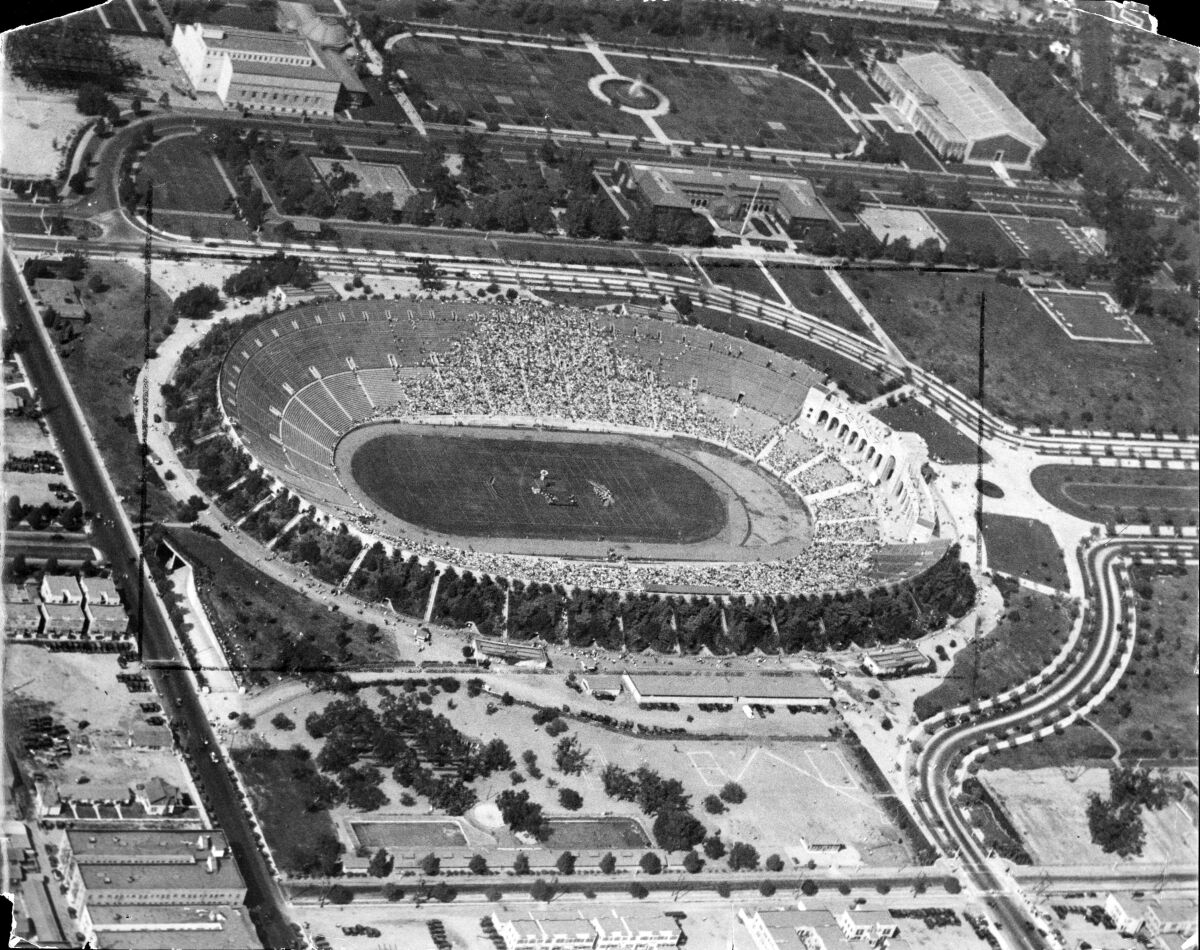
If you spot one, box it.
[491,910,681,950]
[614,161,835,245]
[872,53,1046,168]
[622,671,832,709]
[172,23,365,116]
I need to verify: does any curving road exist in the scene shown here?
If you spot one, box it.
[911,536,1198,949]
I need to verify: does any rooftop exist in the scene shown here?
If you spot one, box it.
[198,23,317,59]
[881,52,1045,148]
[67,829,227,862]
[81,575,121,604]
[80,858,245,894]
[87,603,130,631]
[624,670,828,700]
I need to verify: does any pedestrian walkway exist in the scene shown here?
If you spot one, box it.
[823,267,906,362]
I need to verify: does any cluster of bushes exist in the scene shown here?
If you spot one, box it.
[1087,766,1174,858]
[599,764,706,852]
[347,543,438,615]
[223,251,317,300]
[276,518,363,586]
[305,690,514,816]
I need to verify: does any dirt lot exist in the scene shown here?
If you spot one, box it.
[981,767,1197,866]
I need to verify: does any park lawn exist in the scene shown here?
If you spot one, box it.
[232,745,340,874]
[165,527,397,685]
[57,260,179,520]
[924,211,1019,263]
[987,567,1199,770]
[873,401,989,465]
[842,270,1199,435]
[979,513,1070,592]
[914,579,1076,719]
[1030,464,1199,527]
[139,134,236,215]
[766,264,868,336]
[706,260,787,305]
[1096,565,1199,762]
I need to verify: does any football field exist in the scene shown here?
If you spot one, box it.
[347,426,729,544]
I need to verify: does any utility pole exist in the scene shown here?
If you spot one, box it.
[969,293,985,702]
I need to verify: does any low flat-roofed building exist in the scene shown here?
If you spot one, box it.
[14,876,66,947]
[33,278,87,323]
[581,674,623,699]
[591,910,681,949]
[743,909,840,950]
[5,601,44,639]
[70,858,246,908]
[622,671,831,707]
[85,603,131,642]
[861,643,933,677]
[89,905,259,950]
[62,829,227,865]
[872,52,1045,168]
[1143,898,1198,936]
[80,575,121,606]
[1108,893,1147,935]
[39,602,85,639]
[473,635,549,668]
[837,906,899,941]
[269,280,341,308]
[41,573,82,604]
[491,911,596,950]
[5,581,35,603]
[614,160,834,245]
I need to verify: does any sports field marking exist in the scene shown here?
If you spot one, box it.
[804,748,858,789]
[1028,288,1151,345]
[758,750,883,816]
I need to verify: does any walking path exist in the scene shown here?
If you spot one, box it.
[823,267,906,362]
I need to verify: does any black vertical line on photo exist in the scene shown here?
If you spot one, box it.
[970,292,986,705]
[136,183,153,656]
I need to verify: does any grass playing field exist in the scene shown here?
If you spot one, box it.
[347,427,728,544]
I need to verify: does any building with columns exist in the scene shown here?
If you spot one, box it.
[872,53,1045,169]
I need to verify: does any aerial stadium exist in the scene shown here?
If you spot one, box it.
[218,298,944,597]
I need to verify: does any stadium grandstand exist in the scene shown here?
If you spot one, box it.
[217,299,945,597]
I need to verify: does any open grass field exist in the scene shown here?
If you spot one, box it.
[139,135,235,215]
[627,55,857,152]
[1030,289,1149,344]
[841,270,1200,435]
[914,580,1075,719]
[56,260,178,520]
[393,34,648,136]
[765,265,867,336]
[981,767,1197,866]
[165,528,397,679]
[872,125,944,172]
[347,427,728,544]
[924,211,1017,262]
[979,514,1070,591]
[1031,465,1199,527]
[824,65,884,111]
[994,215,1090,264]
[872,402,987,465]
[703,260,786,305]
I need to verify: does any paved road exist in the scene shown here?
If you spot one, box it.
[3,251,297,950]
[912,536,1199,949]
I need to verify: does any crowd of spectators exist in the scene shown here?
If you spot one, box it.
[323,301,887,595]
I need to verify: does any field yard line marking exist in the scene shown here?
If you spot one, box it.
[759,749,882,814]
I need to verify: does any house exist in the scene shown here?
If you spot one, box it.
[872,53,1046,169]
[133,778,185,816]
[836,906,899,941]
[39,602,85,640]
[5,602,44,640]
[80,575,121,606]
[40,573,82,604]
[33,278,87,324]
